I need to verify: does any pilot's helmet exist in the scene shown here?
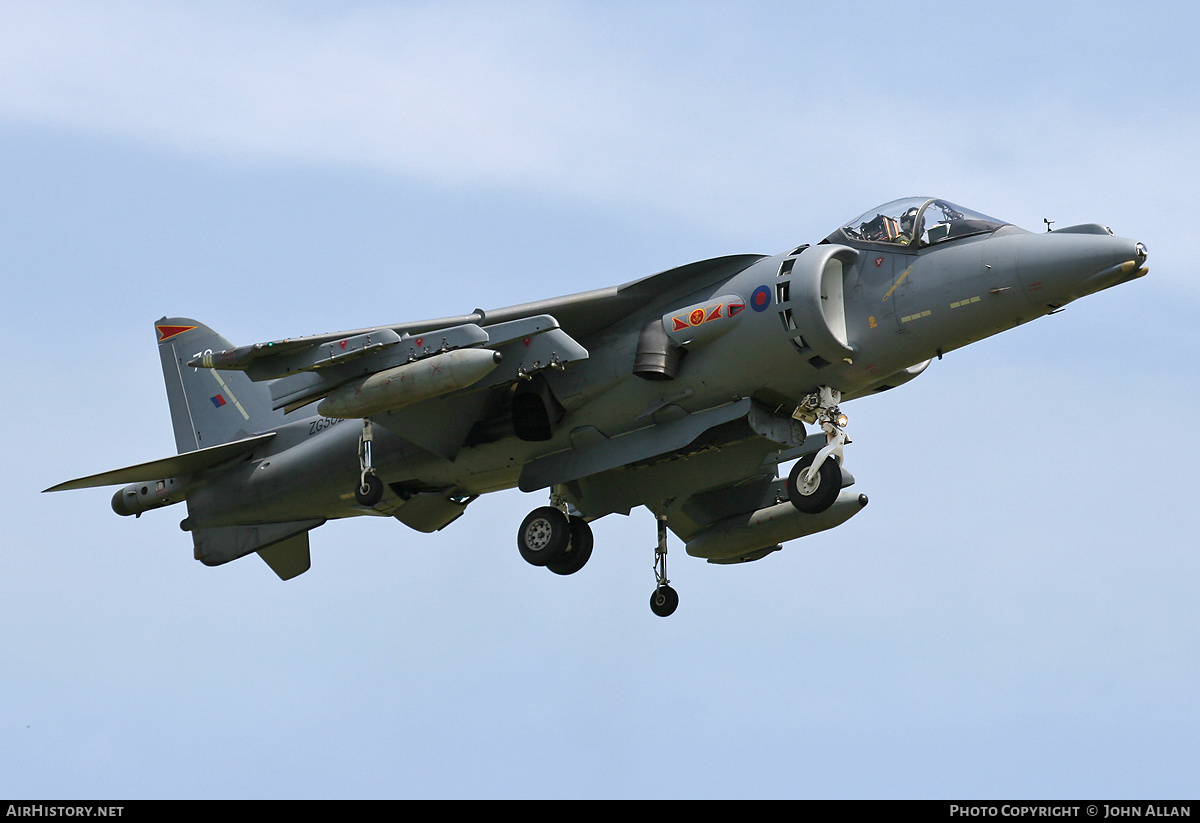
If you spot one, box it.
[900,206,920,236]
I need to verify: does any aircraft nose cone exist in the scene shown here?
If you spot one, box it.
[1017,230,1147,306]
[1076,236,1149,296]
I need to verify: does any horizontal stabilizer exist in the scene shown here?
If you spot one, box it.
[43,433,275,492]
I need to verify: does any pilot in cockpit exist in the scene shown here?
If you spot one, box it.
[860,207,919,245]
[836,199,1009,249]
[860,213,902,243]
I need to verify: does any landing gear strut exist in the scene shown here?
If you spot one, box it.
[649,514,678,617]
[355,419,384,507]
[786,386,849,514]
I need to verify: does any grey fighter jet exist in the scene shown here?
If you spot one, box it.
[46,197,1148,615]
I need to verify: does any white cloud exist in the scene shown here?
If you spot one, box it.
[0,2,1193,256]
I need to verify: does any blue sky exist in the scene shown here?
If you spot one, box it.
[2,1,1197,798]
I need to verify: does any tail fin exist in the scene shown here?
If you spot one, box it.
[156,318,284,453]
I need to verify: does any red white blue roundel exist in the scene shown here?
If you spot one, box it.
[750,285,771,312]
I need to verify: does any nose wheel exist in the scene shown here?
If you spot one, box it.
[786,452,841,513]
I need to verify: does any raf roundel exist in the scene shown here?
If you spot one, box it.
[750,285,772,312]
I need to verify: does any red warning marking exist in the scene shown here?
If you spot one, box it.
[875,257,884,267]
[523,337,532,347]
[155,324,197,342]
[415,337,424,348]
[339,340,348,349]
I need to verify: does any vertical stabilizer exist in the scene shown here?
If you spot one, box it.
[155,317,283,453]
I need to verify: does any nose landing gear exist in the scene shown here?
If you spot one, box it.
[786,386,849,514]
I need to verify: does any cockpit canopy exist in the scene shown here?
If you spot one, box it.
[828,197,1009,248]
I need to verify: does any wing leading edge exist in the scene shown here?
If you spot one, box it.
[190,254,765,377]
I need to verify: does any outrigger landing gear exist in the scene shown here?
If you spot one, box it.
[786,386,849,514]
[650,514,678,617]
[517,486,594,574]
[355,419,384,507]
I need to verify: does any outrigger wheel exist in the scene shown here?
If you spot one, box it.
[650,585,679,617]
[355,474,384,507]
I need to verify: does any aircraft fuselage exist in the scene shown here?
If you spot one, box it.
[186,218,1145,531]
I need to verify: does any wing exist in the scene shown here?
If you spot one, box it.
[179,254,765,459]
[188,254,764,381]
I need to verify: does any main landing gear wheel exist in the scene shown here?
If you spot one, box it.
[517,506,571,567]
[355,473,384,507]
[547,516,593,576]
[650,585,679,617]
[786,452,841,514]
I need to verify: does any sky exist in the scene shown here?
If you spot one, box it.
[2,0,1198,799]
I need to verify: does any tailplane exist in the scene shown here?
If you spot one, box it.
[156,318,284,452]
